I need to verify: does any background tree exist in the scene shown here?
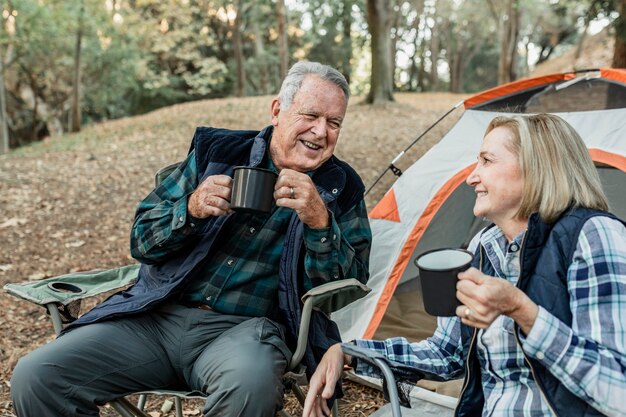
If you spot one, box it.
[486,0,521,84]
[366,0,394,103]
[69,0,85,132]
[613,0,626,66]
[276,0,289,79]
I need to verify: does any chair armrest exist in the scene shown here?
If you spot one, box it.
[341,343,404,417]
[3,264,140,307]
[289,279,370,371]
[300,278,370,315]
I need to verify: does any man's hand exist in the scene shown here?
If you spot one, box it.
[302,343,348,417]
[455,267,538,334]
[274,169,329,229]
[187,175,233,218]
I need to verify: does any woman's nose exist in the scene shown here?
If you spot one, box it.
[466,166,479,186]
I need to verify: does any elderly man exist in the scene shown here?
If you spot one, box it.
[11,61,372,417]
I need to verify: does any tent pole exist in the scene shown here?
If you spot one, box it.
[365,100,464,196]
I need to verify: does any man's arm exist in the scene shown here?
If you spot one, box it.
[273,168,372,286]
[130,151,203,263]
[302,200,371,286]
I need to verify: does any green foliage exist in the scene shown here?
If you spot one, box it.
[2,0,622,149]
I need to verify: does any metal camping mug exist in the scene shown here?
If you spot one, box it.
[414,248,474,316]
[230,166,277,214]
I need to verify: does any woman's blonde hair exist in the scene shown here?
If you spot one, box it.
[485,113,608,223]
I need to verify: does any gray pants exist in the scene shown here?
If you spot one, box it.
[10,302,292,417]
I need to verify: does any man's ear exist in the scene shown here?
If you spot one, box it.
[270,98,281,126]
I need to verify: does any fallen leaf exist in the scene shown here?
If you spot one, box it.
[0,218,27,228]
[65,240,86,248]
[28,272,47,281]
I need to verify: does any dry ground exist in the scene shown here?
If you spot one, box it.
[0,92,466,416]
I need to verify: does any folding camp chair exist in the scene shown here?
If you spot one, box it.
[341,344,457,417]
[4,162,371,417]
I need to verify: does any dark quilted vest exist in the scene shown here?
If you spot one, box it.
[456,208,624,417]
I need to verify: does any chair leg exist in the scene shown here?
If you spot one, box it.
[110,397,152,417]
[291,383,307,405]
[175,396,183,417]
[137,394,147,411]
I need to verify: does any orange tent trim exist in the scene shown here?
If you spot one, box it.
[600,68,626,84]
[369,189,401,222]
[589,149,626,172]
[464,73,574,109]
[363,164,477,338]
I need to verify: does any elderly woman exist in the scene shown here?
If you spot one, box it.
[303,114,626,417]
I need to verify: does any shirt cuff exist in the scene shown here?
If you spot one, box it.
[303,211,341,252]
[171,195,209,233]
[521,305,572,365]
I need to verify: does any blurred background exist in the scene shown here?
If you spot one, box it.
[0,0,624,154]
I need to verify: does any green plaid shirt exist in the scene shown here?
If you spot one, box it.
[130,149,372,319]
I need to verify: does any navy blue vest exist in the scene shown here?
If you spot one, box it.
[456,208,624,417]
[67,127,366,381]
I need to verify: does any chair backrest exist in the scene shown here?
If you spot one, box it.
[155,162,182,186]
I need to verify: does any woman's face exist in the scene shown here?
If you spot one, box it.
[466,126,525,228]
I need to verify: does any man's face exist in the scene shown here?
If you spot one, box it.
[269,75,347,172]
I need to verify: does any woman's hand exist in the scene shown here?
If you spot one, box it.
[455,267,539,334]
[302,343,349,417]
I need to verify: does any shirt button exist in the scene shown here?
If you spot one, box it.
[190,223,196,228]
[536,351,545,360]
[227,259,234,266]
[332,188,338,194]
[178,216,184,223]
[320,237,327,243]
[206,296,212,302]
[332,234,337,240]
[249,227,256,234]
[510,243,519,252]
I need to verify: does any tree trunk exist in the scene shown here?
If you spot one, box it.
[340,0,353,85]
[233,0,246,97]
[505,0,520,82]
[69,0,85,133]
[0,54,8,154]
[251,19,269,95]
[429,18,439,90]
[449,44,463,93]
[613,0,626,67]
[276,0,289,79]
[366,0,394,103]
[488,0,520,84]
[407,0,425,91]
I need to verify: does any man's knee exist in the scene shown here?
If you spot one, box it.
[11,348,60,396]
[10,346,71,416]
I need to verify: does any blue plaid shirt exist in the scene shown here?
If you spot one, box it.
[130,149,372,318]
[354,216,626,417]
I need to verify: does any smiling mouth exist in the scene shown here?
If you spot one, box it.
[301,140,322,151]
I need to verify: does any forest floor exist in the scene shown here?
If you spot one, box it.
[0,91,466,416]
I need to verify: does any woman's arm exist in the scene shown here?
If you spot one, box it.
[519,216,626,417]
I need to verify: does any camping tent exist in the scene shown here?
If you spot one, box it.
[333,68,626,350]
